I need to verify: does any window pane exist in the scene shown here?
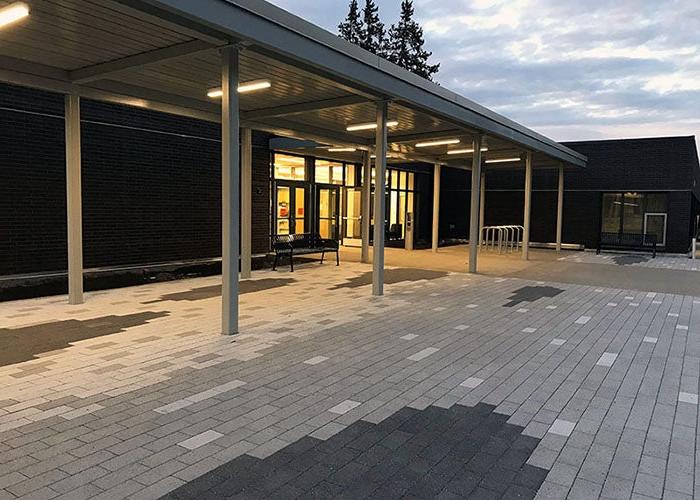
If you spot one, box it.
[315,165,330,184]
[601,193,622,233]
[295,188,305,219]
[622,192,643,234]
[408,173,414,191]
[316,160,343,185]
[346,165,356,186]
[391,170,399,189]
[399,171,407,190]
[274,154,306,180]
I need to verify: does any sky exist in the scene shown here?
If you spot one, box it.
[268,0,699,147]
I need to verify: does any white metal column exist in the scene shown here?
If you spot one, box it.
[468,136,483,273]
[432,164,441,252]
[556,164,564,252]
[65,94,83,305]
[372,101,388,296]
[241,127,252,279]
[361,150,371,264]
[522,152,533,260]
[479,171,486,246]
[221,46,240,335]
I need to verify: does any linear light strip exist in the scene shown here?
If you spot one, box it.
[485,157,521,163]
[446,147,489,155]
[346,120,399,132]
[415,138,460,148]
[207,79,272,98]
[0,2,30,28]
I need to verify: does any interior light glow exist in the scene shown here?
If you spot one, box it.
[328,147,357,153]
[346,120,399,132]
[446,147,489,155]
[0,2,29,28]
[207,79,272,98]
[485,157,521,164]
[415,138,460,148]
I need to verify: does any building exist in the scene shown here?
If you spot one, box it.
[441,137,700,254]
[2,78,698,301]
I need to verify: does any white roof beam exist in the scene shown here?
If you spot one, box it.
[69,40,217,84]
[241,95,367,120]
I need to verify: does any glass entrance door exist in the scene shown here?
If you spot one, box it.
[644,213,667,246]
[342,188,362,246]
[275,184,306,235]
[317,187,339,240]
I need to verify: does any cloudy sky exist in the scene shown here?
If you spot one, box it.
[268,0,699,146]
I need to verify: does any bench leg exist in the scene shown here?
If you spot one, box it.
[320,250,325,264]
[336,250,339,266]
[290,253,294,272]
[273,253,278,271]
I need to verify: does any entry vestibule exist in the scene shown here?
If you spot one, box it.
[271,151,425,249]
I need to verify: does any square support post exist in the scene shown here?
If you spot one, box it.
[479,170,486,246]
[468,135,483,273]
[432,164,441,252]
[556,164,564,252]
[361,150,371,264]
[522,152,533,260]
[65,94,84,305]
[221,46,240,335]
[372,101,388,296]
[241,127,252,279]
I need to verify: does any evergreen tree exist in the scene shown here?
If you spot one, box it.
[338,0,363,45]
[359,0,387,57]
[387,0,440,80]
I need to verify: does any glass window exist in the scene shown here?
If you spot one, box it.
[391,170,399,189]
[399,171,407,190]
[274,154,306,181]
[315,160,344,185]
[622,192,643,234]
[601,193,622,233]
[346,164,356,187]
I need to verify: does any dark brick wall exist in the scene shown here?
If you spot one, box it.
[1,83,271,276]
[0,92,67,275]
[437,135,700,253]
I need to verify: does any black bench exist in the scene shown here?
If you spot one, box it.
[597,232,657,258]
[271,233,339,272]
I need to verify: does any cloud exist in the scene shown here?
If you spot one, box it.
[268,0,699,147]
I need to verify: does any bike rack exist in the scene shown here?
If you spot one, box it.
[480,225,524,254]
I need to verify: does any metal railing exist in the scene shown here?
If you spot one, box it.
[479,225,524,253]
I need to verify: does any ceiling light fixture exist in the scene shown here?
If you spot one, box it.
[446,147,489,155]
[328,147,357,153]
[207,79,272,98]
[485,157,521,164]
[346,120,399,132]
[0,2,29,29]
[415,138,460,148]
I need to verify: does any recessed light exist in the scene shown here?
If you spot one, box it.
[0,2,29,29]
[415,138,460,148]
[207,79,272,98]
[485,157,521,164]
[346,120,399,132]
[446,147,489,155]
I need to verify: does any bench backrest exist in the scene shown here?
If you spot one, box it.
[272,233,337,250]
[600,232,657,246]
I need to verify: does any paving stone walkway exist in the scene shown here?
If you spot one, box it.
[0,261,698,499]
[558,252,700,271]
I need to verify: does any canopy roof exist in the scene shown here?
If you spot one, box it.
[0,0,587,168]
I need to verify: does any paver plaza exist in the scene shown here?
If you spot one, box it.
[1,252,698,499]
